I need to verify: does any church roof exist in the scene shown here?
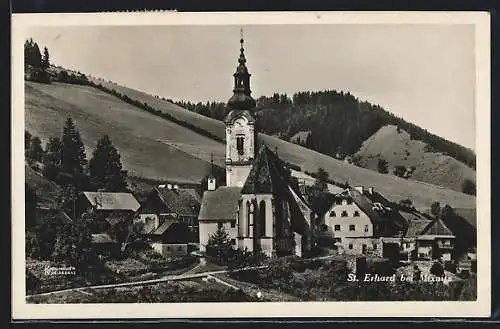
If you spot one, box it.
[198,186,241,221]
[241,144,291,195]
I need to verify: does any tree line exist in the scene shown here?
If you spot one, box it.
[25,117,128,195]
[171,89,475,170]
[24,38,51,83]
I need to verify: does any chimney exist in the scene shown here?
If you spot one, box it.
[354,186,364,193]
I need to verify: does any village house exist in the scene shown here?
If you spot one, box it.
[136,217,192,257]
[135,184,201,243]
[198,35,316,258]
[78,191,141,227]
[317,186,406,257]
[90,233,121,258]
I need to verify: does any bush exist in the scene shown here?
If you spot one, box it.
[444,261,457,274]
[430,261,445,277]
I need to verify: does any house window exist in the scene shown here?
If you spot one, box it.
[405,242,411,248]
[362,244,367,254]
[231,239,236,245]
[177,246,182,251]
[236,136,244,155]
[218,222,223,230]
[347,199,353,205]
[348,244,353,249]
[353,211,360,217]
[364,225,369,232]
[231,220,236,228]
[336,199,342,205]
[349,225,355,231]
[166,246,171,251]
[321,224,328,232]
[334,225,341,231]
[373,243,378,250]
[341,211,348,217]
[330,211,336,217]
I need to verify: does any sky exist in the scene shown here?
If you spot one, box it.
[25,24,476,150]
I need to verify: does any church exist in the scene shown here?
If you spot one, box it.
[198,34,316,257]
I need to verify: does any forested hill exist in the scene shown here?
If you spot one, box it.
[170,91,476,170]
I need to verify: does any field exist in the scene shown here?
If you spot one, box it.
[354,125,476,193]
[25,80,476,210]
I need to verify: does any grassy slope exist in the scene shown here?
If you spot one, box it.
[28,79,475,210]
[25,81,222,184]
[25,164,61,208]
[354,125,476,193]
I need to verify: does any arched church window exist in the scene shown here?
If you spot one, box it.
[247,200,252,236]
[259,200,266,237]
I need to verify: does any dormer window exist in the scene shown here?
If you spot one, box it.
[336,199,342,205]
[330,211,336,217]
[341,211,348,217]
[347,199,353,205]
[236,136,244,155]
[353,211,360,217]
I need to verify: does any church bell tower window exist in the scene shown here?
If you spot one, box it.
[237,136,244,155]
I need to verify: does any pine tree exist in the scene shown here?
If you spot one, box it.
[61,117,88,188]
[27,136,44,162]
[88,135,128,192]
[42,47,50,70]
[42,137,63,181]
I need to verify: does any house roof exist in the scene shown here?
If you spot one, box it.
[345,188,385,224]
[405,220,432,238]
[151,219,176,235]
[198,186,241,221]
[83,192,140,211]
[154,187,201,216]
[35,207,73,223]
[420,218,454,236]
[91,233,117,244]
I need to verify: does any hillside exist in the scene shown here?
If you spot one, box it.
[25,79,476,210]
[25,81,221,184]
[354,125,476,193]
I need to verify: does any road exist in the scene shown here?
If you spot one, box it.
[26,254,336,299]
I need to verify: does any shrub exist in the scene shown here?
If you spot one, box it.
[430,261,445,277]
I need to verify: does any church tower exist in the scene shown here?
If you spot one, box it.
[224,29,257,188]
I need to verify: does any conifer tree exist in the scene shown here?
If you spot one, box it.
[61,117,88,187]
[27,136,44,162]
[88,135,128,192]
[42,46,50,70]
[42,137,63,181]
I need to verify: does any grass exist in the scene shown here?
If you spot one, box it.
[25,164,62,208]
[26,80,476,210]
[25,81,220,184]
[355,125,476,193]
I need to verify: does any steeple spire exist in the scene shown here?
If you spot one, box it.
[226,27,256,111]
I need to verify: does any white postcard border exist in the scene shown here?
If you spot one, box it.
[11,11,491,319]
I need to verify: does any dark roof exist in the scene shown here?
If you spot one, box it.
[154,187,201,217]
[91,233,117,244]
[151,219,176,235]
[405,220,432,238]
[420,218,454,236]
[241,144,292,195]
[198,186,241,221]
[82,192,140,211]
[346,188,385,224]
[35,207,72,223]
